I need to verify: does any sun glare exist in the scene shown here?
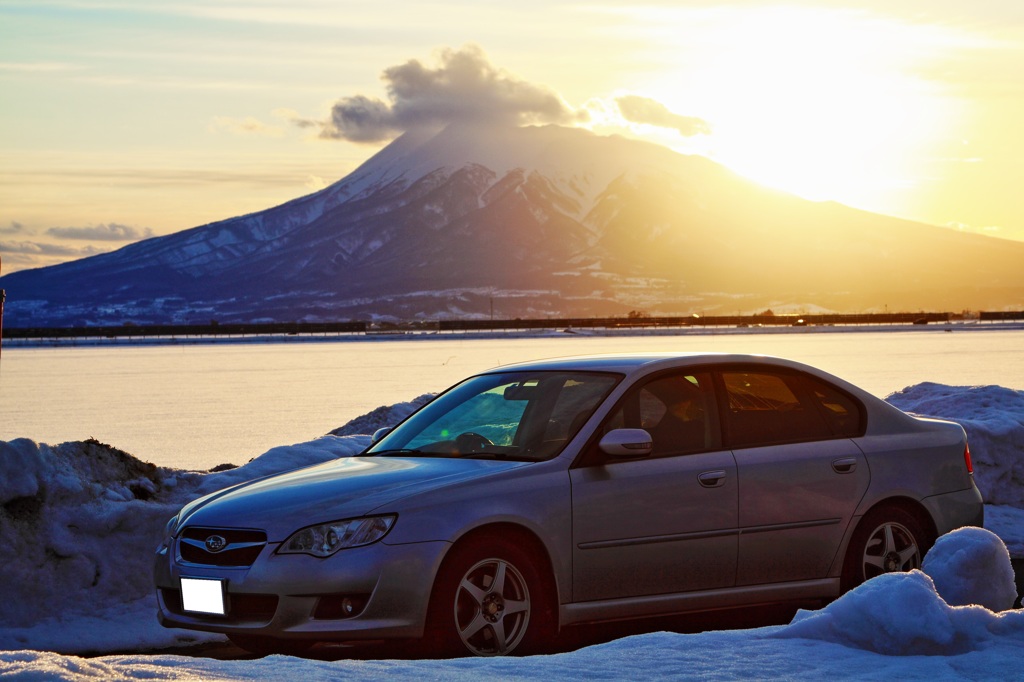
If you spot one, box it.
[623,7,965,207]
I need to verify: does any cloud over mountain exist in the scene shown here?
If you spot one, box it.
[615,95,711,136]
[47,223,155,241]
[316,45,584,143]
[0,241,91,256]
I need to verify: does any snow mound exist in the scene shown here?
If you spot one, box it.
[193,435,370,497]
[0,438,178,629]
[887,383,1024,506]
[0,399,418,653]
[0,435,367,652]
[329,393,434,437]
[775,570,1024,656]
[923,526,1017,611]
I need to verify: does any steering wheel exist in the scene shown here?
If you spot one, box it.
[455,432,493,454]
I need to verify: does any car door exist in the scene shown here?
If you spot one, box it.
[570,371,739,602]
[718,369,870,586]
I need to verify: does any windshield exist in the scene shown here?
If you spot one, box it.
[367,371,620,461]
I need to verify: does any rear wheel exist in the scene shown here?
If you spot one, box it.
[424,537,554,657]
[842,506,928,592]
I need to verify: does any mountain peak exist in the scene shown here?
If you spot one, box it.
[3,124,1023,326]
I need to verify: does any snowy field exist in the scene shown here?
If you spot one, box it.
[1,383,1023,680]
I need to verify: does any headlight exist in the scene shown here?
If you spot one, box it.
[157,514,178,552]
[278,515,396,558]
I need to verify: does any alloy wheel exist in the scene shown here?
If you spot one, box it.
[453,557,531,656]
[860,520,921,581]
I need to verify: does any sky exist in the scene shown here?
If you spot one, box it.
[2,0,1024,274]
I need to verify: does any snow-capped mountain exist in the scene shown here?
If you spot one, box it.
[3,123,1023,326]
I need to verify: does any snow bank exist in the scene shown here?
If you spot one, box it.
[775,570,1024,657]
[774,528,1022,658]
[923,526,1017,611]
[0,439,177,630]
[0,431,378,652]
[0,411,396,652]
[985,504,1024,557]
[329,393,434,437]
[887,383,1024,506]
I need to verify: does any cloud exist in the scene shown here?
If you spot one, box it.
[209,116,285,137]
[615,95,711,137]
[0,240,106,257]
[0,241,111,274]
[304,175,327,190]
[273,108,318,129]
[46,223,155,241]
[1,221,25,235]
[316,45,584,143]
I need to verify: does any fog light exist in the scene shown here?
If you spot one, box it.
[313,594,367,620]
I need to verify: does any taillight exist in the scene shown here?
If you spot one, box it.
[964,443,974,474]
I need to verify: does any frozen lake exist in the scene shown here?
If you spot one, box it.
[2,326,1022,469]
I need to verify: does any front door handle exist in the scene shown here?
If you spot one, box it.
[698,470,727,488]
[832,457,858,474]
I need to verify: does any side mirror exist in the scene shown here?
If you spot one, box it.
[598,428,653,458]
[371,427,390,444]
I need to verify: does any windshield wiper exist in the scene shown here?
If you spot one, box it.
[371,448,429,457]
[460,451,538,462]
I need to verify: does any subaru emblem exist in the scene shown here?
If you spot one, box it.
[205,535,228,553]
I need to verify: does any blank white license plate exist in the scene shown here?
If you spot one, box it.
[180,577,226,615]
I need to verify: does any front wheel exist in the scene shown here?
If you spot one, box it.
[842,506,928,592]
[424,538,553,657]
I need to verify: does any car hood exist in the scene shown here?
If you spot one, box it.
[177,456,530,541]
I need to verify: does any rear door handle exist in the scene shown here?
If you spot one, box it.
[832,457,858,474]
[698,470,727,488]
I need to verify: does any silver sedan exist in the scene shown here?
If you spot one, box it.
[154,353,983,656]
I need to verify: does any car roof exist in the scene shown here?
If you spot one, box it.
[482,352,816,376]
[479,352,898,423]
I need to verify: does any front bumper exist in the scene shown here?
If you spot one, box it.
[154,537,450,641]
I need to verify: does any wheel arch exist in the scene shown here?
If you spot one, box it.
[436,522,561,628]
[837,495,938,592]
[856,496,939,548]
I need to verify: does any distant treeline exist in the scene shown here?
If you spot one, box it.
[3,311,1024,340]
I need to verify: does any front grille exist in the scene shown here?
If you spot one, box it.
[160,588,278,622]
[178,527,267,567]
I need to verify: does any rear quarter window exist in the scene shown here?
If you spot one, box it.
[802,376,865,438]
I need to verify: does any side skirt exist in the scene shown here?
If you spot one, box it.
[559,578,840,627]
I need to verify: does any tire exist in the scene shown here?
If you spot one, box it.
[227,633,315,657]
[424,537,554,657]
[841,506,928,592]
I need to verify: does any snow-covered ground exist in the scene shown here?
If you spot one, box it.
[1,383,1022,680]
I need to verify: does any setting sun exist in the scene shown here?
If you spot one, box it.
[632,7,966,209]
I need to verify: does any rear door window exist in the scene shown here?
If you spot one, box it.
[720,371,831,448]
